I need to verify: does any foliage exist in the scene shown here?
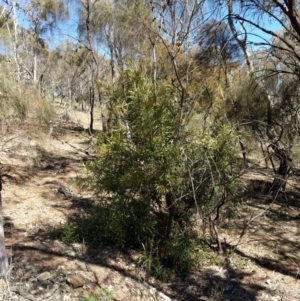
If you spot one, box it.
[2,0,300,287]
[195,19,242,70]
[80,67,242,275]
[0,62,54,126]
[186,124,243,220]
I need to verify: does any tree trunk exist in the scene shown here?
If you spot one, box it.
[270,143,292,191]
[89,87,94,136]
[260,140,269,169]
[98,88,107,132]
[0,175,9,277]
[165,192,174,241]
[238,137,248,167]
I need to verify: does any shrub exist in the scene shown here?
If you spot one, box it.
[60,66,242,276]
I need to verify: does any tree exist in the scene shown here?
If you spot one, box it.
[195,19,242,86]
[217,0,300,190]
[148,0,205,134]
[75,0,152,132]
[0,172,9,277]
[23,0,68,88]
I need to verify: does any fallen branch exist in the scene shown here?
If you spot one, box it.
[10,283,60,301]
[10,287,36,301]
[142,280,173,301]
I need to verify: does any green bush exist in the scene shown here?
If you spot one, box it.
[58,66,242,277]
[12,96,28,121]
[57,199,156,248]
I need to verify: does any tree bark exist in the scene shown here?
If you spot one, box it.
[272,0,300,37]
[89,86,94,135]
[269,142,292,191]
[0,175,9,277]
[165,192,174,241]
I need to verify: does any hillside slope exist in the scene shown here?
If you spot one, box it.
[0,108,299,301]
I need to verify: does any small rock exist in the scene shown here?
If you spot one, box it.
[0,279,7,290]
[114,290,126,301]
[37,271,52,282]
[266,278,272,285]
[29,289,39,295]
[66,276,85,288]
[65,261,77,270]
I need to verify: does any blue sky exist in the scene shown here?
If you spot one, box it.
[1,0,284,54]
[244,19,283,50]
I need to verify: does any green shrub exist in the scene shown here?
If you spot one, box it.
[12,96,28,121]
[138,222,200,279]
[57,199,156,248]
[57,66,242,277]
[52,221,81,244]
[36,96,55,125]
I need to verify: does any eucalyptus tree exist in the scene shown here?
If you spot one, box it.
[0,0,69,97]
[209,0,300,190]
[0,173,9,277]
[75,0,152,132]
[50,42,94,109]
[22,0,68,89]
[78,0,151,82]
[194,19,242,99]
[76,0,109,132]
[147,0,206,129]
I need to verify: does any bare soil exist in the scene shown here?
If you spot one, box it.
[0,108,299,301]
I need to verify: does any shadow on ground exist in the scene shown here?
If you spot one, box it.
[2,123,299,300]
[4,185,286,301]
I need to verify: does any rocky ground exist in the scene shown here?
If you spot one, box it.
[0,108,299,301]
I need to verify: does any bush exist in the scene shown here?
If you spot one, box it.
[56,199,156,248]
[59,66,242,276]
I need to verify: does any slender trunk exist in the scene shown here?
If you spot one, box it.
[98,89,107,132]
[211,219,223,254]
[238,138,248,168]
[165,192,174,241]
[107,28,116,87]
[266,96,292,191]
[152,42,157,101]
[236,125,248,167]
[260,140,269,169]
[270,143,292,191]
[7,0,21,82]
[33,55,37,83]
[89,86,94,135]
[228,0,253,71]
[0,175,9,277]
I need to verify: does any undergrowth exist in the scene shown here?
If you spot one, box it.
[51,199,222,280]
[51,66,242,280]
[84,287,114,301]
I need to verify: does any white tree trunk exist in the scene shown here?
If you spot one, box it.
[0,188,9,277]
[7,0,21,81]
[33,55,37,83]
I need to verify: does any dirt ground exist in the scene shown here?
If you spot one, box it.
[0,108,299,301]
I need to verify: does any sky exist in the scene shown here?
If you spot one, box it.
[245,19,283,50]
[204,1,284,51]
[0,0,284,55]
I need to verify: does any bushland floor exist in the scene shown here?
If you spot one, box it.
[0,107,299,301]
